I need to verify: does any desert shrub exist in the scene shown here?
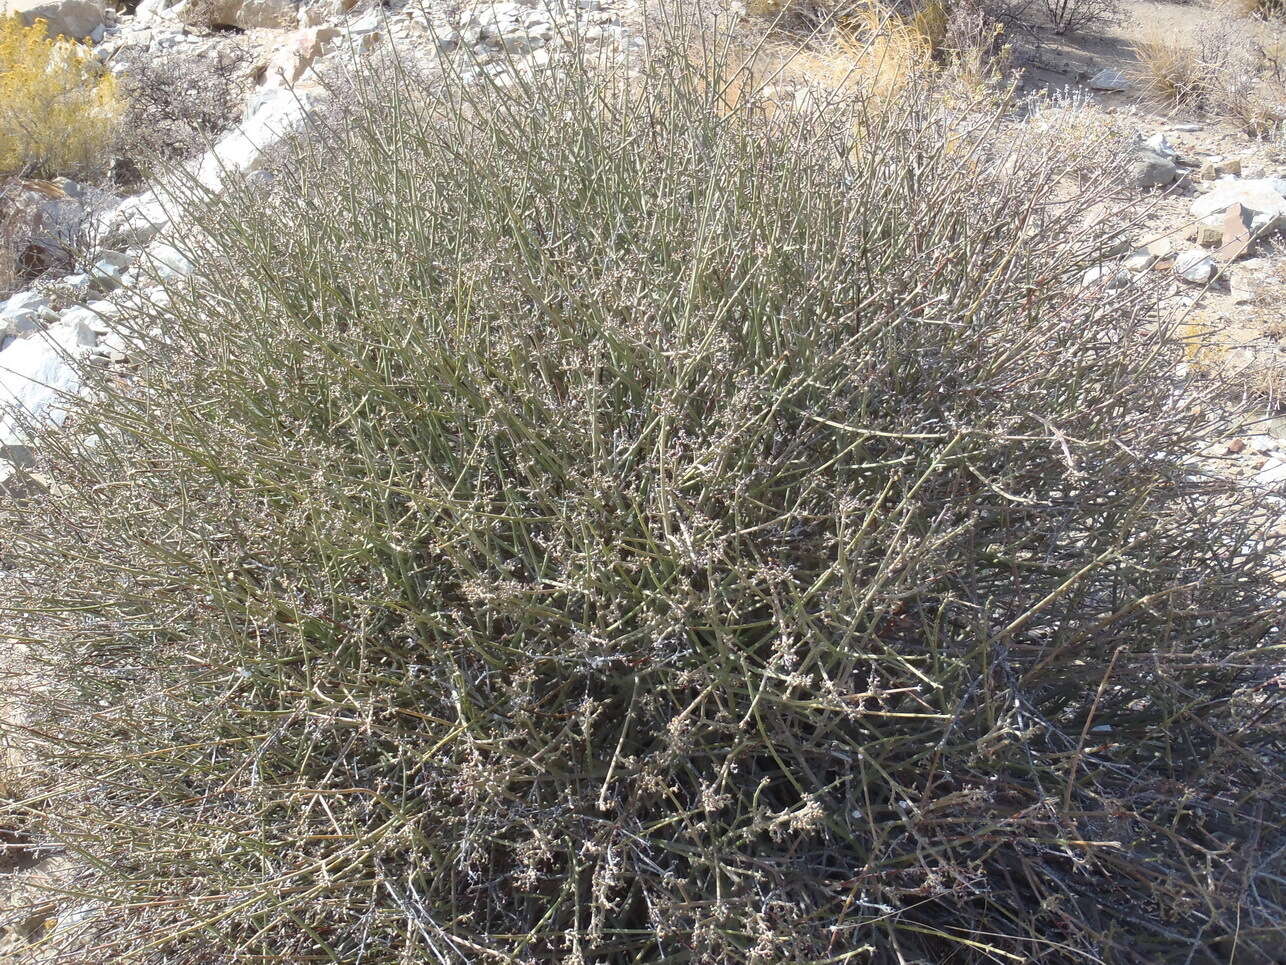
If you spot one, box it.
[1200,22,1286,136]
[1041,0,1118,34]
[0,15,121,178]
[0,182,21,297]
[114,44,252,169]
[2,41,1284,965]
[1133,24,1285,135]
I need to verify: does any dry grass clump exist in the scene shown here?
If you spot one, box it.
[0,15,121,178]
[1228,0,1286,17]
[1131,29,1209,106]
[1132,22,1286,135]
[2,39,1284,965]
[744,0,1014,100]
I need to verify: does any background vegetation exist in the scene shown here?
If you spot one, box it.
[0,15,120,178]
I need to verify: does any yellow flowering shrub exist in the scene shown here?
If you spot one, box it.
[0,15,121,177]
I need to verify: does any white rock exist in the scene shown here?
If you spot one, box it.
[60,300,118,335]
[1144,133,1177,159]
[1,291,53,341]
[143,241,195,282]
[1082,264,1129,290]
[1123,249,1158,272]
[199,0,297,29]
[195,87,318,190]
[48,315,99,350]
[1247,434,1279,456]
[97,88,317,246]
[133,0,179,20]
[1088,68,1128,92]
[262,25,339,88]
[0,327,84,457]
[1251,212,1281,236]
[95,191,173,249]
[1174,250,1216,285]
[1,0,105,39]
[297,0,356,27]
[1254,459,1286,489]
[1190,178,1286,222]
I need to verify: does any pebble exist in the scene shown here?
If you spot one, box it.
[1174,250,1216,284]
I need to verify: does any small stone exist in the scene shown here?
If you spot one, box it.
[1144,236,1175,258]
[1215,158,1242,177]
[1197,224,1224,246]
[1174,250,1216,284]
[1219,203,1255,262]
[1133,147,1178,189]
[1232,283,1257,304]
[1123,249,1157,271]
[1088,68,1128,92]
[1082,264,1129,290]
[1227,438,1247,454]
[1145,133,1177,158]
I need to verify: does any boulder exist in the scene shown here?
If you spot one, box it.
[262,25,340,89]
[1,0,104,40]
[1190,178,1286,222]
[298,0,356,26]
[0,290,53,342]
[1132,148,1178,189]
[198,0,297,29]
[0,326,83,461]
[134,0,297,28]
[194,87,318,189]
[141,241,195,283]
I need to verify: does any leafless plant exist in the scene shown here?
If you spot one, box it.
[114,44,254,169]
[1041,0,1119,34]
[2,34,1282,965]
